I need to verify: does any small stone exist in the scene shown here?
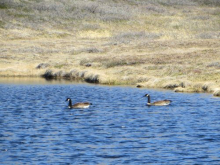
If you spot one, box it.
[36,63,49,69]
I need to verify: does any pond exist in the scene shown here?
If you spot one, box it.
[0,78,220,164]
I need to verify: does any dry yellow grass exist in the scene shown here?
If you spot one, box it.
[0,0,220,96]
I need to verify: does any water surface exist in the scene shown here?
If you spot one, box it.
[0,78,220,164]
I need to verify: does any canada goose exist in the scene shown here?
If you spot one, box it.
[144,94,171,106]
[66,98,92,109]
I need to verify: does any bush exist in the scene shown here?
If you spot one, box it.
[194,0,220,6]
[157,0,196,6]
[207,62,220,68]
[0,0,15,9]
[101,56,146,68]
[113,31,161,43]
[196,32,220,39]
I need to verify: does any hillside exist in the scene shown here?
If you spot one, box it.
[0,0,220,96]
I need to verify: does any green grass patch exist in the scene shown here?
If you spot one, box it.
[0,21,5,28]
[54,64,65,69]
[0,4,8,9]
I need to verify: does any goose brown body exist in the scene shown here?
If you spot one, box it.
[144,94,171,106]
[66,98,92,109]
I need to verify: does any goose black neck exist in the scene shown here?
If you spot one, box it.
[68,99,72,107]
[147,95,151,103]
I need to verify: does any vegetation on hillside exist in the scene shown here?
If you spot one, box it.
[0,0,220,96]
[1,0,220,39]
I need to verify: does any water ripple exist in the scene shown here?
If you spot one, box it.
[0,83,220,164]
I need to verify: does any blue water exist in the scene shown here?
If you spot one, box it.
[0,79,220,164]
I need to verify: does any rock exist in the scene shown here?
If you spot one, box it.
[42,70,53,78]
[174,87,186,92]
[136,84,143,88]
[213,89,220,97]
[85,63,92,67]
[36,63,49,69]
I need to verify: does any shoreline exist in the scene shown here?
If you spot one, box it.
[1,71,220,97]
[1,37,219,98]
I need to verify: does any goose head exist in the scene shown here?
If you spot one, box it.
[144,94,149,97]
[66,98,71,101]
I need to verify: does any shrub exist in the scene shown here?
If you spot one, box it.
[101,56,146,68]
[85,48,100,53]
[80,59,91,66]
[74,48,101,55]
[196,32,220,39]
[157,0,196,6]
[0,20,5,28]
[194,0,220,6]
[207,62,220,68]
[54,64,65,69]
[80,23,100,31]
[0,0,15,9]
[113,31,161,43]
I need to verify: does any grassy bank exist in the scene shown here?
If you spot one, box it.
[0,0,220,96]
